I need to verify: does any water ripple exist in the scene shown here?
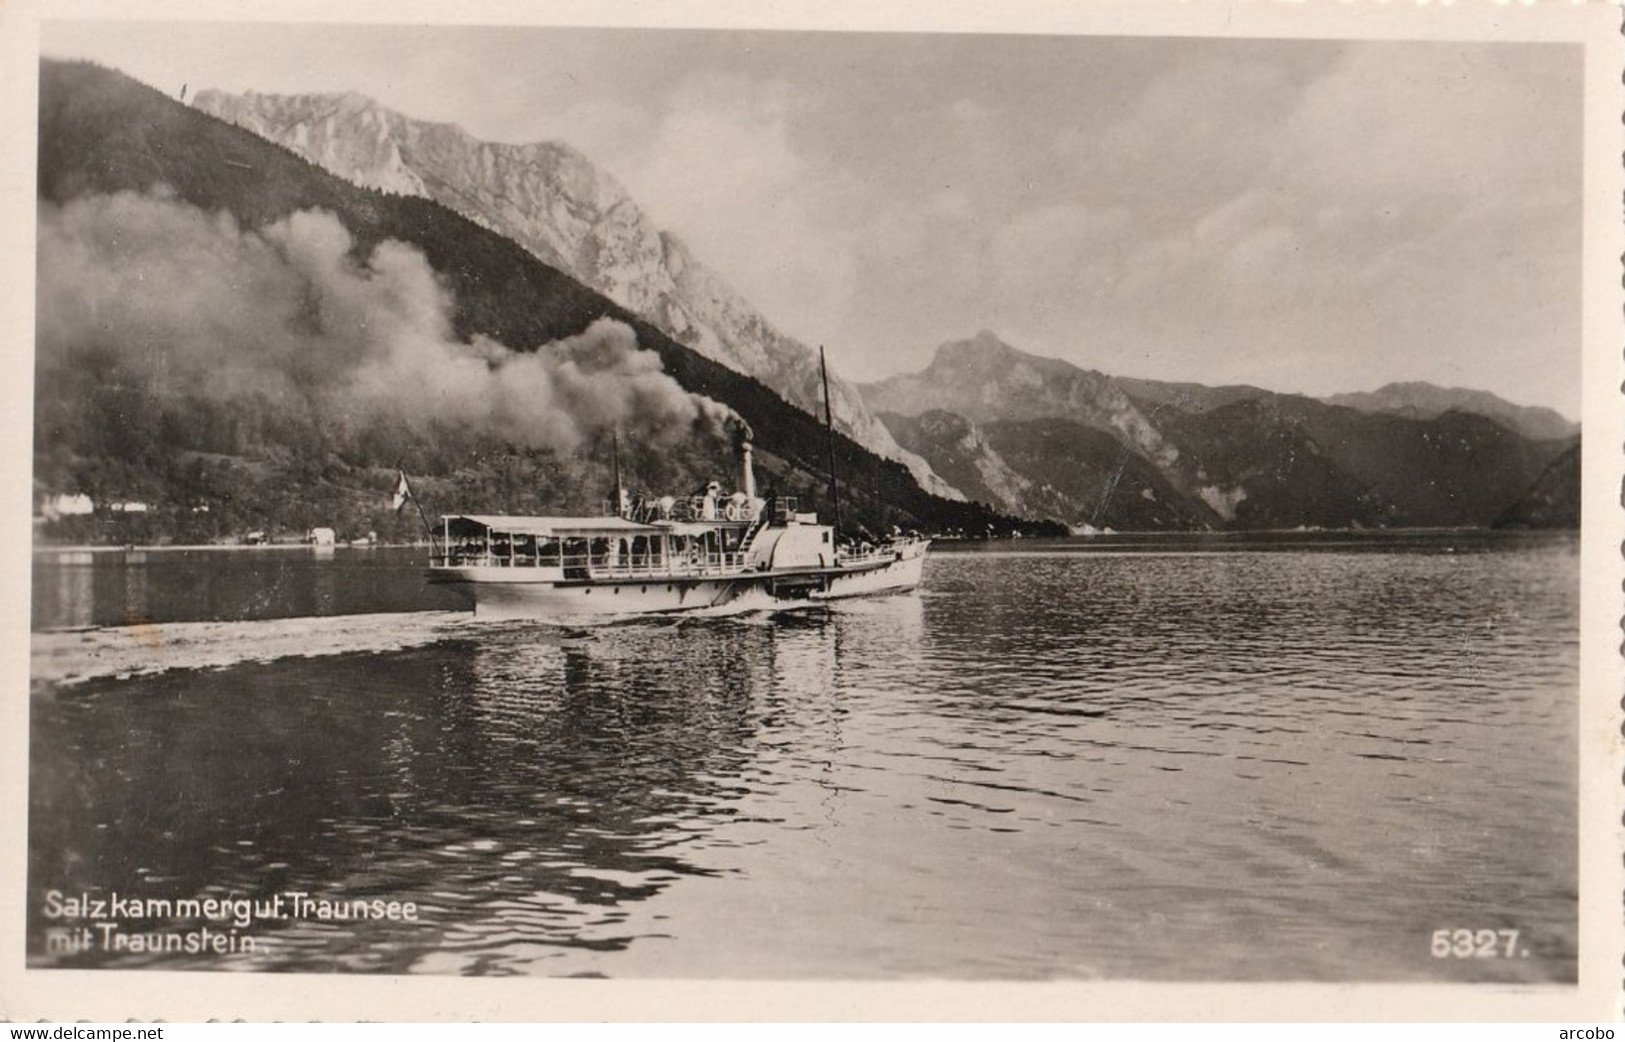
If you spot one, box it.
[27,535,1578,981]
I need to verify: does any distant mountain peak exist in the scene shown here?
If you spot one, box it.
[929,332,999,370]
[860,331,1576,531]
[307,89,380,113]
[1325,381,1577,441]
[863,331,1177,473]
[931,329,1019,367]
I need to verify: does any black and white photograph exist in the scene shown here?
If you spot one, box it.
[4,0,1621,1023]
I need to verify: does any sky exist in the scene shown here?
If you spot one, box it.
[42,20,1584,418]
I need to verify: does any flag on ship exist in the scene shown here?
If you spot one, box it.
[391,470,412,513]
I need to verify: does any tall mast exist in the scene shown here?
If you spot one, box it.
[820,346,842,536]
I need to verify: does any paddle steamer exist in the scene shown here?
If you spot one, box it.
[426,441,928,620]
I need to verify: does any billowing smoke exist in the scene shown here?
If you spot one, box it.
[37,189,740,451]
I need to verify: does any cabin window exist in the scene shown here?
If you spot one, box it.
[562,538,590,578]
[451,536,487,565]
[822,531,831,544]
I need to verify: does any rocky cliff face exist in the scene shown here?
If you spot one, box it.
[879,410,1219,531]
[41,60,1031,543]
[192,89,959,499]
[872,410,1035,516]
[863,331,1181,472]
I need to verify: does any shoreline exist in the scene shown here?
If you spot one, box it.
[30,525,1577,557]
[32,541,431,555]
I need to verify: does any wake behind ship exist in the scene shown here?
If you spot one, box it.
[425,441,929,620]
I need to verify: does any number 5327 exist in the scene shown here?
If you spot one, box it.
[1431,928,1524,958]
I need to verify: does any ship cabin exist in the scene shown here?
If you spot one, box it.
[431,495,830,583]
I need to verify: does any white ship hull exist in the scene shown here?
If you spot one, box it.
[430,540,928,622]
[816,540,928,601]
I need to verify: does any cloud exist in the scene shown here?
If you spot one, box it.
[571,72,865,345]
[1052,53,1311,211]
[977,41,1580,413]
[990,203,1134,315]
[1276,43,1580,206]
[41,27,1580,414]
[37,191,739,453]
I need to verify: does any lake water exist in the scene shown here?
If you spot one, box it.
[26,533,1578,980]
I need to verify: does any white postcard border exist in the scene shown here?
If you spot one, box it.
[1,0,1619,1023]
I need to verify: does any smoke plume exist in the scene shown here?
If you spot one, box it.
[37,190,739,452]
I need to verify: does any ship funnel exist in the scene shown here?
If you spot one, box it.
[739,440,757,501]
[610,430,628,518]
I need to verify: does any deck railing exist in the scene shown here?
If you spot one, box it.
[433,535,918,575]
[431,547,753,578]
[601,495,801,524]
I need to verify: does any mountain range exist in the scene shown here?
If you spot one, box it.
[1324,383,1577,442]
[189,84,1581,534]
[863,331,1578,531]
[190,88,959,500]
[34,60,1036,545]
[35,61,1577,541]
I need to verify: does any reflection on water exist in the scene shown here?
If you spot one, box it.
[29,616,844,975]
[27,534,1578,980]
[46,559,95,629]
[31,546,459,630]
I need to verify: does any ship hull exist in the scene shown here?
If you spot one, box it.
[429,569,766,620]
[429,541,928,622]
[817,541,928,601]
